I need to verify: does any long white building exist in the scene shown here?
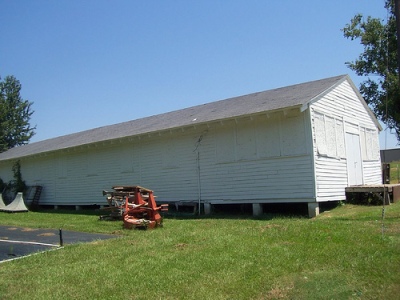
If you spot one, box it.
[0,75,382,217]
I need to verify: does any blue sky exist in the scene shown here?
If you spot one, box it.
[1,0,398,149]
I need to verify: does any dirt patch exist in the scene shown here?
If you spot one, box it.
[22,228,38,232]
[175,243,188,250]
[263,282,294,299]
[38,233,56,237]
[384,224,400,234]
[260,224,284,232]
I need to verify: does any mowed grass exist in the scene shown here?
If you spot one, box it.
[0,203,399,300]
[390,161,400,183]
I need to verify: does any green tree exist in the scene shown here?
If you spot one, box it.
[0,75,35,152]
[10,160,27,194]
[343,0,400,140]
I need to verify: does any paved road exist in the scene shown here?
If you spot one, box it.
[0,225,118,262]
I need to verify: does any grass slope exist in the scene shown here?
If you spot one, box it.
[0,203,399,299]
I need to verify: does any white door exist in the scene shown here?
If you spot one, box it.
[345,133,363,185]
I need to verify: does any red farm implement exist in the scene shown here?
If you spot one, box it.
[102,186,168,229]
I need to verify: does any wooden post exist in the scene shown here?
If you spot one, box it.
[204,203,212,215]
[308,203,319,218]
[252,203,263,216]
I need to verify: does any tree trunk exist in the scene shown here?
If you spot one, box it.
[395,0,400,86]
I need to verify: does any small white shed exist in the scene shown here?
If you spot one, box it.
[0,75,382,217]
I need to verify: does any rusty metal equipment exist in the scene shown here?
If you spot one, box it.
[101,188,132,219]
[102,186,168,229]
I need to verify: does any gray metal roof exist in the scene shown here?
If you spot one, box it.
[0,74,368,161]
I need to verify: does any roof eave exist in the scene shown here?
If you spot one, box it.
[346,76,383,131]
[301,75,383,131]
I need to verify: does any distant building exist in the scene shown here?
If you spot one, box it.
[380,148,400,163]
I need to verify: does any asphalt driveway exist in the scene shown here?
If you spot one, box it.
[0,225,118,262]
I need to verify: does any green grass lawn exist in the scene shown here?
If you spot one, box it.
[0,203,399,300]
[390,161,400,183]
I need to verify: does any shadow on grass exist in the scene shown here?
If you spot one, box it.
[31,201,349,222]
[31,207,103,217]
[164,202,321,221]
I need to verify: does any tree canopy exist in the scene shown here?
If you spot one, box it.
[0,75,35,152]
[343,0,400,140]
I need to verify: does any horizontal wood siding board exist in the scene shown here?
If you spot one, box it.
[317,195,347,202]
[362,161,382,184]
[0,161,16,183]
[208,198,314,204]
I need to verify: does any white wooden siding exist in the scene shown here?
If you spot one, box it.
[0,110,316,205]
[310,80,381,202]
[0,161,15,186]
